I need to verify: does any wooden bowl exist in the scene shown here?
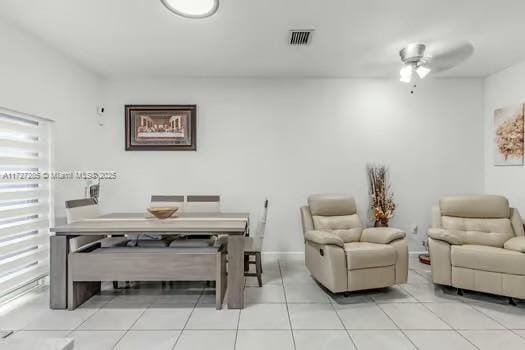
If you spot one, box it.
[147,207,179,219]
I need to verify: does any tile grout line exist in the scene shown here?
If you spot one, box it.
[418,301,480,350]
[374,272,450,348]
[453,331,480,349]
[277,259,297,350]
[110,329,130,349]
[170,287,203,350]
[233,275,247,350]
[449,292,525,333]
[420,300,510,330]
[67,292,116,335]
[511,329,525,340]
[233,291,242,350]
[61,289,127,349]
[111,290,155,350]
[399,277,480,349]
[409,268,432,282]
[467,303,514,331]
[374,299,420,350]
[328,299,358,349]
[7,266,525,349]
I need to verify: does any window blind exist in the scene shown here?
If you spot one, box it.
[0,109,52,297]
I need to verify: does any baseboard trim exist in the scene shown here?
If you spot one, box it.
[409,251,429,255]
[261,251,428,255]
[262,251,304,255]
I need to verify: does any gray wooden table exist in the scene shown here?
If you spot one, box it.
[50,212,249,309]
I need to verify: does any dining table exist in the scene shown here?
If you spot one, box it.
[49,212,250,310]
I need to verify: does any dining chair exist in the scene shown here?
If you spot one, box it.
[131,195,185,247]
[65,198,99,224]
[168,195,221,288]
[65,198,127,289]
[244,199,268,287]
[168,194,220,249]
[184,195,221,212]
[65,199,128,245]
[150,195,185,210]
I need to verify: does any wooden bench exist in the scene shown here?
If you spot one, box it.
[67,237,227,310]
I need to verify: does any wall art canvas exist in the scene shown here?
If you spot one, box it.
[125,105,196,151]
[494,104,524,166]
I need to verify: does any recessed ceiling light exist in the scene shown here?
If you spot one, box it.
[161,0,219,18]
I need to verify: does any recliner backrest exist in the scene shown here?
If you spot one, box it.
[308,194,357,216]
[307,194,363,241]
[439,195,521,247]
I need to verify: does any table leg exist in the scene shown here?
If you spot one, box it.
[227,235,245,309]
[50,235,69,309]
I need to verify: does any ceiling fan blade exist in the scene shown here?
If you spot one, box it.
[426,41,474,73]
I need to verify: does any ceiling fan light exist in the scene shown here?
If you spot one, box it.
[161,0,219,18]
[416,65,431,79]
[400,64,413,83]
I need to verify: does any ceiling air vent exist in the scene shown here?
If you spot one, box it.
[289,30,314,46]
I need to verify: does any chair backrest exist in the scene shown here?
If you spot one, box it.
[185,195,221,213]
[254,199,269,237]
[301,194,363,242]
[65,198,99,224]
[307,194,362,230]
[438,195,524,247]
[150,195,184,210]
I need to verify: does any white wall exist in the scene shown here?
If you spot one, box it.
[0,18,485,252]
[0,18,103,213]
[484,61,525,213]
[100,78,484,252]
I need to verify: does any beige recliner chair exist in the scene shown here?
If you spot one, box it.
[300,194,408,293]
[428,195,525,300]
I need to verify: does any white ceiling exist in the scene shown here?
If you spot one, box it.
[1,0,525,78]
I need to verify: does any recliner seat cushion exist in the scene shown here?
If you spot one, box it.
[313,214,362,231]
[344,242,396,270]
[451,245,525,275]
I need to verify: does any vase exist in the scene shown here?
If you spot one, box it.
[374,220,389,227]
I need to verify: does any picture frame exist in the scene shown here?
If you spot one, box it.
[125,105,197,151]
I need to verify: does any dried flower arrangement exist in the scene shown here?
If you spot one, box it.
[367,164,396,227]
[495,112,524,161]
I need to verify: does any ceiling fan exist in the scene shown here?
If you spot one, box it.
[399,41,474,83]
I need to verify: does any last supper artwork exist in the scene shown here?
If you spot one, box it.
[125,105,197,151]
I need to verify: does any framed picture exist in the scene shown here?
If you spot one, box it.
[494,104,524,166]
[125,105,197,151]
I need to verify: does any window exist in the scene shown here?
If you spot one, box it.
[0,108,53,298]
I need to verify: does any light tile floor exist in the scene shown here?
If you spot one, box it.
[0,255,524,349]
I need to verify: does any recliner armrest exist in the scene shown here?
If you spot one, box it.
[428,228,463,245]
[504,236,525,253]
[360,227,405,244]
[304,230,344,247]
